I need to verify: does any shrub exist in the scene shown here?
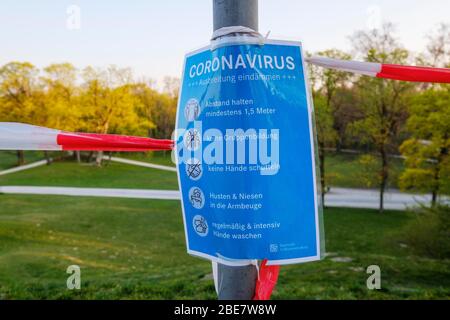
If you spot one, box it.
[402,204,450,259]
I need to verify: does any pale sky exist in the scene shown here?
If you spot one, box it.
[1,0,449,86]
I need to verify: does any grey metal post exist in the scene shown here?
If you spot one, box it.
[213,0,259,300]
[213,0,258,31]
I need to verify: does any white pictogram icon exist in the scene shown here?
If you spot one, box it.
[184,98,201,121]
[185,158,203,181]
[270,244,279,253]
[184,128,201,151]
[189,187,205,209]
[193,215,208,237]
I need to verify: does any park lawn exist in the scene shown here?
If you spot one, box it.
[87,151,407,190]
[0,151,175,171]
[325,152,404,189]
[0,151,46,171]
[114,151,406,190]
[0,195,448,300]
[114,151,175,167]
[0,151,405,190]
[0,150,446,298]
[0,159,178,190]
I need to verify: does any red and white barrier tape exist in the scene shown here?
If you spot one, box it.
[0,123,174,151]
[253,259,280,300]
[306,56,450,83]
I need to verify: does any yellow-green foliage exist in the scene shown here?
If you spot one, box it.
[0,63,177,138]
[356,154,380,188]
[400,87,450,197]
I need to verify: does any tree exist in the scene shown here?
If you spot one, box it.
[399,23,450,205]
[314,50,353,150]
[312,94,337,206]
[425,23,450,68]
[133,82,176,140]
[162,76,180,98]
[308,50,351,206]
[0,61,177,166]
[41,63,80,131]
[348,23,413,213]
[399,87,450,205]
[80,65,153,165]
[0,62,39,165]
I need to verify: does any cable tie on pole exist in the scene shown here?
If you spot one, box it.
[210,26,266,50]
[211,26,262,40]
[264,30,271,42]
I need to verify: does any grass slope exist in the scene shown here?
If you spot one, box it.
[0,151,446,299]
[1,151,404,190]
[0,151,45,171]
[0,195,448,299]
[325,152,404,189]
[0,160,178,190]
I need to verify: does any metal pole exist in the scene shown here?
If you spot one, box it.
[212,0,259,300]
[213,0,258,31]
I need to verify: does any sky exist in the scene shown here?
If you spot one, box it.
[1,0,449,86]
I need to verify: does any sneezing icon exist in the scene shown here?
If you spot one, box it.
[189,187,205,209]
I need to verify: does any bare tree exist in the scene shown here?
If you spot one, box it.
[426,23,450,68]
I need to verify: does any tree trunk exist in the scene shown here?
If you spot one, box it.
[95,151,103,167]
[319,141,326,208]
[431,148,444,207]
[379,146,388,213]
[431,190,437,206]
[379,185,384,213]
[16,150,25,166]
[76,151,81,163]
[87,151,94,163]
[95,123,109,167]
[335,138,342,153]
[44,151,51,165]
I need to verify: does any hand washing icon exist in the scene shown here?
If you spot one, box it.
[193,215,208,237]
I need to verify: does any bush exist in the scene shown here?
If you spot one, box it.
[402,205,450,259]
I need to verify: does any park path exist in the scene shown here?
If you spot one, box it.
[324,188,442,210]
[0,159,50,176]
[0,186,180,200]
[101,155,177,172]
[1,185,446,210]
[1,156,447,209]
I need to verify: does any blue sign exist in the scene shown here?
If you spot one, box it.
[175,40,323,265]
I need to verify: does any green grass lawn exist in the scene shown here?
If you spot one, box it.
[1,151,404,190]
[0,151,46,171]
[0,159,178,190]
[0,151,447,299]
[0,151,175,171]
[0,157,450,299]
[115,151,175,167]
[324,152,404,189]
[0,194,448,299]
